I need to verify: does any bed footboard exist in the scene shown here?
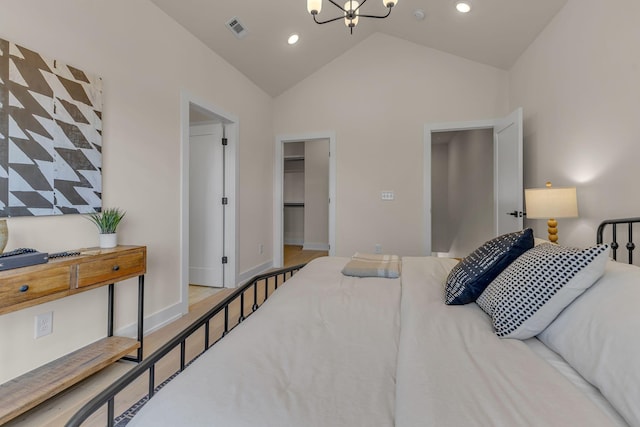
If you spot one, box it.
[65,264,306,427]
[596,217,640,263]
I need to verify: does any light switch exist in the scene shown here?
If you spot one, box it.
[381,191,394,201]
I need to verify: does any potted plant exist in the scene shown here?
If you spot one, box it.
[87,208,126,248]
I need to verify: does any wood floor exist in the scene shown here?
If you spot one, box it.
[4,246,326,427]
[283,244,327,267]
[188,284,225,306]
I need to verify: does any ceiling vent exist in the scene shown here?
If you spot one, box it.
[226,17,248,39]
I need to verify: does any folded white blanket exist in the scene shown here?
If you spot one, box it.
[341,252,401,278]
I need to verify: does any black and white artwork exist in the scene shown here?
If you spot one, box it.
[0,37,102,217]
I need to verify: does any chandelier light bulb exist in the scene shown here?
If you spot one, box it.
[308,0,322,15]
[344,0,360,28]
[287,34,299,45]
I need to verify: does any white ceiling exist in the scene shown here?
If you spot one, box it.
[150,0,568,97]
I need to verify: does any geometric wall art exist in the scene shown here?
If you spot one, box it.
[0,37,102,217]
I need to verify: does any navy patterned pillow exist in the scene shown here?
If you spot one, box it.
[476,243,609,339]
[444,228,534,305]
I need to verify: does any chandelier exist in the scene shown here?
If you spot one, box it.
[307,0,399,34]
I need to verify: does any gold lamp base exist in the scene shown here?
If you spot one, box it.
[547,218,558,243]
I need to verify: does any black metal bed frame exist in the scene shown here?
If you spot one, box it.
[596,217,640,264]
[65,263,305,427]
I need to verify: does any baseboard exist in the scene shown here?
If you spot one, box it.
[115,301,183,338]
[237,260,273,285]
[284,238,304,246]
[302,242,330,251]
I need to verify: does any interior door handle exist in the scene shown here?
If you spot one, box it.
[507,211,524,217]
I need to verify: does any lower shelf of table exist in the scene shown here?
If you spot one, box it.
[0,336,140,425]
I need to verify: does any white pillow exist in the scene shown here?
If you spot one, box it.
[538,260,640,426]
[476,243,609,339]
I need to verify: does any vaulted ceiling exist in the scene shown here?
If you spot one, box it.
[150,0,568,97]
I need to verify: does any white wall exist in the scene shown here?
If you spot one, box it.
[0,0,273,383]
[274,33,509,256]
[510,0,640,248]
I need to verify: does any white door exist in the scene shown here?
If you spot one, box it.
[189,124,224,287]
[494,108,524,235]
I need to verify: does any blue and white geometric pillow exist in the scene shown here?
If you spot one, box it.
[476,243,609,339]
[445,229,534,305]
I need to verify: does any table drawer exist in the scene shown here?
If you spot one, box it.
[0,266,71,310]
[77,250,145,288]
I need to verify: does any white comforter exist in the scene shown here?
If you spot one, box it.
[396,256,620,427]
[129,257,401,427]
[130,256,623,427]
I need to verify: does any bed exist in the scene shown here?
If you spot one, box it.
[66,218,640,427]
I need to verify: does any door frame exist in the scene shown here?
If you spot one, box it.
[423,119,494,255]
[180,91,238,315]
[274,132,336,267]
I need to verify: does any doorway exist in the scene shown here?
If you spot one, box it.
[274,132,337,268]
[180,93,238,314]
[423,109,523,257]
[282,140,330,266]
[431,129,494,257]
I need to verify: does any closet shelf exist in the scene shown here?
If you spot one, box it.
[284,202,305,207]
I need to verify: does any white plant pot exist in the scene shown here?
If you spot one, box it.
[99,233,118,249]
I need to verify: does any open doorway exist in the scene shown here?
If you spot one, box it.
[274,132,337,268]
[431,129,494,257]
[282,140,329,266]
[423,109,524,257]
[180,93,238,314]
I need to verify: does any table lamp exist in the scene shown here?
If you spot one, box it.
[524,182,578,243]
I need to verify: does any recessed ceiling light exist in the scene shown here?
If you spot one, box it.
[455,1,471,13]
[287,34,299,45]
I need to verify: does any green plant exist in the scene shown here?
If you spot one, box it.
[87,208,126,234]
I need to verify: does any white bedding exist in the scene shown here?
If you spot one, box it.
[396,256,622,427]
[523,338,628,426]
[129,256,627,427]
[128,257,401,427]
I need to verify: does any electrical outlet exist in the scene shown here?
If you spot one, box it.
[375,244,382,254]
[35,311,53,339]
[258,243,264,255]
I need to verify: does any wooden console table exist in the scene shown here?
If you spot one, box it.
[0,245,146,425]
